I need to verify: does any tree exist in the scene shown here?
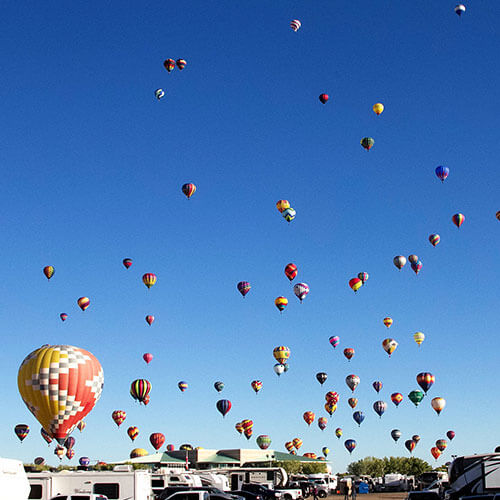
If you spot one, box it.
[302,463,328,474]
[347,456,432,476]
[273,461,327,475]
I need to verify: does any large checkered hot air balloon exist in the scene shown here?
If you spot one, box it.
[18,345,104,445]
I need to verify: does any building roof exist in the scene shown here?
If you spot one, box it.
[272,451,325,462]
[197,453,240,464]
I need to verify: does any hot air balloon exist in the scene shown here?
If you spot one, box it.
[76,421,85,433]
[123,258,133,269]
[273,346,290,364]
[144,315,155,326]
[64,436,75,450]
[372,381,383,393]
[150,433,165,450]
[79,457,90,466]
[235,422,243,435]
[236,281,251,297]
[163,59,176,72]
[325,391,339,404]
[285,441,295,452]
[413,332,425,346]
[391,393,403,407]
[130,448,148,459]
[290,19,301,31]
[431,397,446,416]
[360,137,374,151]
[383,317,393,328]
[335,428,343,439]
[408,390,424,407]
[452,213,465,228]
[181,183,196,200]
[284,263,298,281]
[214,381,224,392]
[318,417,327,431]
[127,426,139,441]
[176,59,187,70]
[353,411,365,426]
[130,379,151,404]
[348,398,358,409]
[373,103,384,115]
[276,200,290,213]
[274,363,285,377]
[294,283,309,302]
[412,435,421,444]
[251,380,263,394]
[143,395,150,406]
[43,266,54,280]
[343,348,355,361]
[329,336,340,349]
[40,428,52,445]
[257,435,272,450]
[155,89,165,100]
[431,447,441,460]
[54,446,65,460]
[391,429,402,443]
[142,273,157,289]
[216,399,231,417]
[346,374,360,392]
[166,444,175,451]
[408,254,419,264]
[382,338,398,357]
[417,372,435,394]
[349,278,362,293]
[282,207,296,222]
[18,345,103,444]
[373,401,387,418]
[496,211,500,221]
[435,166,450,182]
[345,439,356,454]
[324,402,337,417]
[447,430,456,441]
[293,438,303,450]
[405,440,416,454]
[411,260,423,275]
[319,94,329,104]
[436,439,448,452]
[275,297,288,313]
[77,297,90,311]
[14,424,29,442]
[393,256,407,270]
[59,313,68,322]
[180,444,193,451]
[112,410,126,427]
[303,412,315,426]
[143,353,153,364]
[34,457,45,466]
[66,448,75,460]
[178,381,188,392]
[429,234,441,246]
[316,372,327,385]
[322,447,330,457]
[455,4,466,16]
[242,419,253,439]
[358,272,369,284]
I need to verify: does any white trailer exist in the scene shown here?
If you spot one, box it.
[0,457,30,500]
[150,469,203,497]
[27,467,153,500]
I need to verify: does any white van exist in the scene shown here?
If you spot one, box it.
[0,457,30,500]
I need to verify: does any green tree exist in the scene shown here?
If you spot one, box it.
[347,456,432,476]
[302,463,327,474]
[274,461,303,475]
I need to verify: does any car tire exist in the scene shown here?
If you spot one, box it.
[318,492,327,498]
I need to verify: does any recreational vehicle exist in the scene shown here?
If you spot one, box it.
[0,457,30,500]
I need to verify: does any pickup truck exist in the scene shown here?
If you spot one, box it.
[275,485,304,500]
[158,487,244,500]
[163,492,210,500]
[241,483,283,500]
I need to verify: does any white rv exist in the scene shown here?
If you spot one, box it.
[27,467,152,500]
[0,457,30,500]
[150,468,203,497]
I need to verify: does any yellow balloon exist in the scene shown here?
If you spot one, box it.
[413,332,425,346]
[373,103,384,115]
[130,448,148,459]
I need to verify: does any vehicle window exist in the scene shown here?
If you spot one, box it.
[171,477,180,482]
[49,497,67,500]
[267,472,274,480]
[71,497,91,500]
[94,482,119,498]
[29,485,43,499]
[153,479,165,487]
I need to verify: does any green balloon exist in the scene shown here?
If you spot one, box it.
[408,390,424,407]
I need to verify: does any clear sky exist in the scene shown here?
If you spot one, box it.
[1,0,499,472]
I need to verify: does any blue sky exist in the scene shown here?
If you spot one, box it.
[1,0,500,471]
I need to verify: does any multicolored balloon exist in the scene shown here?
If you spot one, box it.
[322,447,330,457]
[346,374,360,392]
[436,439,447,452]
[329,336,340,349]
[14,424,29,442]
[353,411,365,426]
[282,207,296,222]
[408,390,424,407]
[344,439,356,454]
[142,273,157,289]
[452,213,465,228]
[275,296,288,313]
[54,446,65,460]
[411,260,423,275]
[431,447,441,460]
[155,89,165,100]
[43,266,55,280]
[373,401,387,418]
[235,422,243,435]
[257,435,272,450]
[150,433,165,450]
[178,381,188,392]
[325,391,339,404]
[66,448,75,460]
[176,59,187,70]
[360,137,374,151]
[18,345,104,444]
[455,4,466,16]
[123,258,133,269]
[290,19,301,31]
[335,428,343,439]
[391,429,402,442]
[163,59,176,72]
[412,435,421,444]
[435,166,450,182]
[273,346,290,364]
[405,440,416,454]
[318,417,327,431]
[382,338,398,356]
[383,317,393,328]
[293,437,303,450]
[182,183,196,199]
[251,380,263,394]
[393,256,407,270]
[358,272,369,284]
[319,94,329,104]
[130,448,148,459]
[130,379,152,404]
[216,399,232,417]
[391,393,403,407]
[276,200,290,213]
[417,372,435,394]
[76,421,85,433]
[284,263,298,281]
[34,457,45,466]
[343,348,355,361]
[431,397,446,416]
[237,281,251,297]
[303,411,315,426]
[349,278,362,293]
[429,234,441,246]
[214,381,224,392]
[348,398,358,409]
[79,457,90,466]
[293,283,310,302]
[413,332,425,346]
[447,430,456,441]
[408,254,419,264]
[372,381,383,393]
[112,410,126,427]
[77,297,90,311]
[40,428,52,445]
[127,426,139,441]
[60,313,68,322]
[285,441,295,452]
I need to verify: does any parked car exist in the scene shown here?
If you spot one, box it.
[162,492,210,500]
[407,492,441,500]
[232,490,263,500]
[157,486,244,500]
[241,483,283,500]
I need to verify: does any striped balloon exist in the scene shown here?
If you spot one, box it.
[216,399,232,417]
[66,449,75,460]
[256,435,272,450]
[349,277,363,292]
[290,19,301,31]
[77,297,90,311]
[452,213,465,228]
[142,273,157,289]
[429,234,441,246]
[251,380,263,394]
[112,410,127,427]
[329,335,340,348]
[127,426,139,441]
[43,266,55,280]
[413,331,425,346]
[293,282,309,302]
[14,424,30,442]
[176,59,187,70]
[163,59,176,72]
[273,346,290,364]
[40,428,52,445]
[130,379,152,404]
[293,438,303,449]
[275,296,288,312]
[182,183,196,199]
[178,381,188,392]
[237,281,251,297]
[76,421,85,432]
[285,441,295,452]
[372,381,383,393]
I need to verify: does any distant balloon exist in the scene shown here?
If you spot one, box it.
[112,410,126,427]
[293,437,303,450]
[431,447,441,460]
[373,401,387,418]
[431,397,446,416]
[346,374,360,392]
[130,379,152,404]
[391,429,402,442]
[382,338,398,356]
[358,272,369,284]
[447,430,456,441]
[411,260,423,275]
[329,336,340,349]
[145,315,155,326]
[290,19,301,31]
[322,447,330,457]
[77,297,90,311]
[303,411,315,426]
[496,211,500,221]
[123,258,133,269]
[54,446,65,460]
[176,59,187,70]
[285,441,295,452]
[274,363,285,376]
[373,103,384,115]
[276,200,290,213]
[412,435,421,444]
[372,381,383,393]
[237,281,251,297]
[76,421,85,433]
[282,207,296,222]
[127,426,139,441]
[319,94,329,104]
[435,166,450,182]
[60,313,68,322]
[43,266,54,280]
[348,398,358,409]
[353,411,365,426]
[383,317,393,328]
[40,428,52,445]
[417,372,435,394]
[34,457,45,466]
[284,263,298,281]
[436,439,448,452]
[294,282,310,302]
[166,444,175,452]
[142,273,157,289]
[393,256,407,270]
[182,183,196,199]
[130,448,148,459]
[275,296,288,313]
[150,433,165,450]
[360,137,375,151]
[429,234,441,246]
[216,399,232,417]
[273,346,290,364]
[325,391,339,404]
[235,422,243,435]
[408,390,424,407]
[163,59,176,72]
[251,380,263,394]
[79,457,90,466]
[452,213,465,228]
[214,381,224,392]
[66,449,75,460]
[344,439,356,454]
[155,89,165,100]
[349,278,362,293]
[405,440,416,454]
[143,353,153,364]
[343,348,355,361]
[391,393,403,407]
[64,436,75,450]
[335,428,343,439]
[316,372,328,385]
[318,417,327,431]
[413,332,425,346]
[454,4,466,16]
[14,424,29,442]
[257,435,272,450]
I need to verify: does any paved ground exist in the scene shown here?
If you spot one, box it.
[326,494,407,500]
